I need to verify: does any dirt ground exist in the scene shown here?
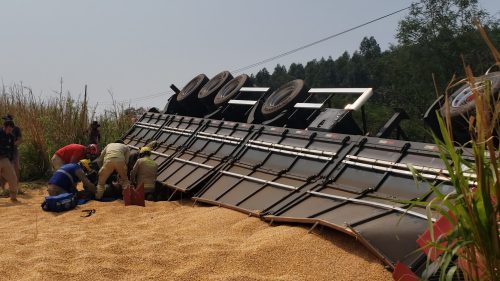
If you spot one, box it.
[0,186,392,281]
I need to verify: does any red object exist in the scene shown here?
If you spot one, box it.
[457,248,486,279]
[87,144,99,155]
[416,211,455,261]
[392,262,419,281]
[55,144,87,163]
[123,183,145,207]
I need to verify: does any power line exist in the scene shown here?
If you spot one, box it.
[98,6,411,106]
[230,6,411,74]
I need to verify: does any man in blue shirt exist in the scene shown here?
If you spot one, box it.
[48,159,97,196]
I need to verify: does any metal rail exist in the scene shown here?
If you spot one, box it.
[307,190,435,222]
[221,171,298,191]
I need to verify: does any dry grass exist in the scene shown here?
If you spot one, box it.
[0,83,134,180]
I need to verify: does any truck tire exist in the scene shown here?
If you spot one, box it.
[439,71,500,118]
[261,79,308,118]
[198,71,233,104]
[213,74,252,106]
[176,74,209,103]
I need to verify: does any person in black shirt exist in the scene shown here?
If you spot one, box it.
[0,120,18,201]
[2,115,22,182]
[88,120,100,145]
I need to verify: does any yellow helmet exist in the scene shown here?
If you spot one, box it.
[79,159,92,172]
[140,146,151,154]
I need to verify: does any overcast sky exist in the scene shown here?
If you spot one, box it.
[1,0,499,111]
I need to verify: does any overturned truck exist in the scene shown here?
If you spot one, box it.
[121,70,499,279]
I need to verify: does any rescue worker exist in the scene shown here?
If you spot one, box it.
[95,139,130,200]
[0,120,18,201]
[47,159,97,196]
[130,146,158,200]
[127,139,158,177]
[51,143,99,170]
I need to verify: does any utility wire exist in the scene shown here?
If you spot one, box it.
[230,6,411,74]
[101,6,411,105]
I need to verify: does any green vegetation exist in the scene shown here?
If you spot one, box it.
[251,0,500,141]
[0,84,135,180]
[408,25,499,280]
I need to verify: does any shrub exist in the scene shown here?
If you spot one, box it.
[0,84,135,180]
[417,24,499,281]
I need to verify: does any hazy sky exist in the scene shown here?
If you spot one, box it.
[1,0,499,111]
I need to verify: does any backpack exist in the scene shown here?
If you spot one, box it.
[41,193,78,212]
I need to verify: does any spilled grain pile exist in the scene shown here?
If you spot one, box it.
[0,189,391,281]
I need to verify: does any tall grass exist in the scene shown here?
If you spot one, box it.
[418,25,499,281]
[0,84,135,180]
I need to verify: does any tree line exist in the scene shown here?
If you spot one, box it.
[249,0,500,141]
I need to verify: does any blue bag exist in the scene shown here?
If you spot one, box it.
[41,193,78,212]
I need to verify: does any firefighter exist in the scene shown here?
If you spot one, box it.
[127,139,158,176]
[130,146,158,200]
[95,140,130,200]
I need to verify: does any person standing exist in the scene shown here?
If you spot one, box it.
[2,115,22,184]
[130,146,158,200]
[96,140,130,200]
[0,120,18,202]
[88,121,101,145]
[51,143,99,170]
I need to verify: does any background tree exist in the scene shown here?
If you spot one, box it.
[253,68,271,86]
[270,64,291,89]
[249,0,499,141]
[288,63,305,80]
[397,0,489,45]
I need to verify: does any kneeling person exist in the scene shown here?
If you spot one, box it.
[48,159,97,196]
[130,147,158,200]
